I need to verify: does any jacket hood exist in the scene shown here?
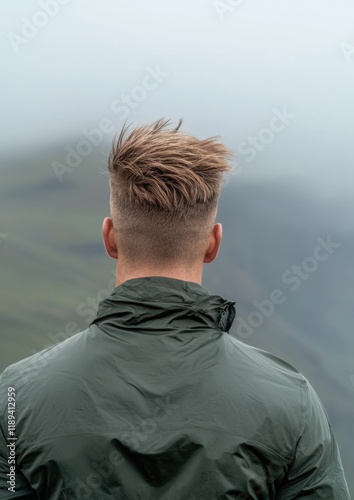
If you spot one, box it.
[90,276,236,334]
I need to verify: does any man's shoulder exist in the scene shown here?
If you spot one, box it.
[221,335,320,457]
[223,334,308,405]
[226,333,305,376]
[0,326,99,391]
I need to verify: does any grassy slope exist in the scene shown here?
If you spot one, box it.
[1,148,114,366]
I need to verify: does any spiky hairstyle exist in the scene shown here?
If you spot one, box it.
[108,118,232,266]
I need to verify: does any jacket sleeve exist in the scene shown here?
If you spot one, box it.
[276,379,351,499]
[0,369,34,499]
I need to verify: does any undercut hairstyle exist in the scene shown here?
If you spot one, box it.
[108,118,233,267]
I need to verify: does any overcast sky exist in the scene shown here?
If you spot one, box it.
[1,0,354,193]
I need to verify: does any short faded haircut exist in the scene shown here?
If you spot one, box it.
[108,118,232,267]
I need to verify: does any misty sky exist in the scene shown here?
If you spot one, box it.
[0,1,354,199]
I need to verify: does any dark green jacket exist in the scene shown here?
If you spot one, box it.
[0,277,350,499]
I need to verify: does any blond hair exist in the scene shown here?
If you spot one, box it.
[108,118,232,266]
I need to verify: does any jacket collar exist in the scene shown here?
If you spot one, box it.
[91,276,236,334]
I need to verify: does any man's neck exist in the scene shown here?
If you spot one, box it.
[115,264,203,287]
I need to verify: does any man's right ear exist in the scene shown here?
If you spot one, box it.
[102,217,118,259]
[203,223,222,264]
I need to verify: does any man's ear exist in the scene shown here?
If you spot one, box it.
[102,217,118,259]
[203,223,222,264]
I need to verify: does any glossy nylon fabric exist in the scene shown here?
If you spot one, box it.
[0,276,350,499]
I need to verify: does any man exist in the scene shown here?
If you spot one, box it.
[0,119,350,499]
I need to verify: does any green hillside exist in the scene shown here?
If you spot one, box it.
[1,148,113,368]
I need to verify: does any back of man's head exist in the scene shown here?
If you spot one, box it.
[107,118,232,269]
